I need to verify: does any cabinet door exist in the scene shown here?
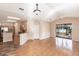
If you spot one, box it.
[56,37,63,48]
[56,37,58,46]
[66,39,72,50]
[63,39,67,48]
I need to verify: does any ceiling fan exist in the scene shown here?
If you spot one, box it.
[33,3,41,15]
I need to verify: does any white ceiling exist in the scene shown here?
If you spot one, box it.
[0,3,79,22]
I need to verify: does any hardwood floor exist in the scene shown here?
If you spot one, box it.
[13,38,78,56]
[0,37,79,56]
[73,41,79,55]
[0,41,18,56]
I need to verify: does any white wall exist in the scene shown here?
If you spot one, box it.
[39,21,50,39]
[27,20,50,40]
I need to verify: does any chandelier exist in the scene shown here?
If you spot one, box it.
[33,3,41,15]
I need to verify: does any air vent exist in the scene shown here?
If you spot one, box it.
[19,8,24,11]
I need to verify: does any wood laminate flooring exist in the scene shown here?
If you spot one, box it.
[0,38,79,56]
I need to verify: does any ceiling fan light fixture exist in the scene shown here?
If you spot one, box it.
[33,3,41,15]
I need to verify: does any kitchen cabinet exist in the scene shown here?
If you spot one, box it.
[3,32,13,42]
[56,37,63,48]
[56,37,72,50]
[63,39,67,48]
[66,39,72,50]
[20,33,28,45]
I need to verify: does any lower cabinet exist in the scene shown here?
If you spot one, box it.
[66,39,72,50]
[56,37,63,48]
[56,37,72,50]
[63,39,67,48]
[20,33,28,45]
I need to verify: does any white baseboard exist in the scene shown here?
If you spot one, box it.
[40,33,50,40]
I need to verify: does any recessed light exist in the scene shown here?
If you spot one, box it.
[7,16,20,20]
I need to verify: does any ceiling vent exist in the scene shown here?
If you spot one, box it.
[19,8,24,11]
